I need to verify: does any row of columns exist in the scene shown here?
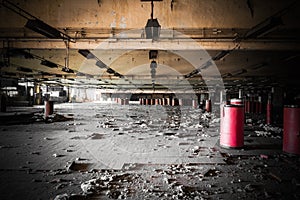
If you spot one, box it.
[220,97,300,155]
[138,97,212,111]
[113,98,129,105]
[244,96,262,114]
[138,98,187,106]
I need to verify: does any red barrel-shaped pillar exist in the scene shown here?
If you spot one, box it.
[44,101,54,118]
[245,99,250,113]
[220,104,244,148]
[283,105,300,155]
[205,99,212,112]
[230,98,243,105]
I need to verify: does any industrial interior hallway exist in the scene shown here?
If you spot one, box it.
[0,101,299,200]
[0,0,300,199]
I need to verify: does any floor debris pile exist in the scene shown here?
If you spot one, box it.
[0,102,299,200]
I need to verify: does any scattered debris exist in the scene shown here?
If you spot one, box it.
[260,154,269,159]
[269,172,282,183]
[53,153,64,158]
[54,193,69,200]
[203,168,221,177]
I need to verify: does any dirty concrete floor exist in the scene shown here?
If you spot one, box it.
[0,102,299,200]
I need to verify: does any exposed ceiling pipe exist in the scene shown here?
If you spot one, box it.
[1,0,74,42]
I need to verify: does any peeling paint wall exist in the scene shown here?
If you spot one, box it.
[1,0,299,29]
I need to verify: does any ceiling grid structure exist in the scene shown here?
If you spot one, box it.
[0,0,299,95]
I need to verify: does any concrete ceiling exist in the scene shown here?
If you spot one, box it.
[0,0,300,94]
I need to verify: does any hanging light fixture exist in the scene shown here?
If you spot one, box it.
[143,0,162,40]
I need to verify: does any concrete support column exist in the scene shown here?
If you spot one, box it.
[124,98,129,105]
[151,99,155,105]
[0,94,7,112]
[205,99,212,112]
[173,98,179,106]
[167,98,171,106]
[220,104,244,148]
[266,98,272,125]
[162,98,166,105]
[245,95,250,114]
[179,99,183,106]
[139,98,143,105]
[146,99,150,105]
[283,105,300,155]
[192,99,198,109]
[142,98,145,105]
[272,87,284,124]
[34,83,42,105]
[258,96,262,113]
[238,89,243,99]
[44,101,54,118]
[220,90,224,104]
[250,96,255,113]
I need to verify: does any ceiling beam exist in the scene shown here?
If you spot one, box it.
[1,39,299,51]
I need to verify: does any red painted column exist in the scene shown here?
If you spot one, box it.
[44,101,54,118]
[146,99,150,105]
[172,98,179,106]
[124,98,129,105]
[230,98,243,105]
[120,99,125,105]
[162,98,166,106]
[192,99,198,109]
[220,104,244,148]
[255,100,259,114]
[283,105,300,155]
[246,99,251,113]
[150,99,154,105]
[250,96,254,113]
[266,99,272,124]
[205,99,212,112]
[167,98,171,106]
[179,99,183,106]
[139,98,143,105]
[258,97,262,113]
